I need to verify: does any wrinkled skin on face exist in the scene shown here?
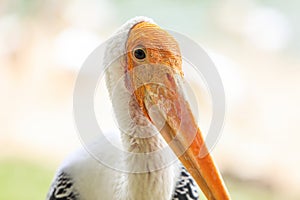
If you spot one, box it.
[125,22,183,122]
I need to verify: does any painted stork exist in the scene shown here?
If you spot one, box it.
[46,17,230,200]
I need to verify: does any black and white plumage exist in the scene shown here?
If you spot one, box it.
[47,172,78,200]
[46,135,199,200]
[46,16,230,200]
[172,167,199,200]
[47,164,199,200]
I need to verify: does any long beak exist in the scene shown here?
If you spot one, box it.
[131,65,230,200]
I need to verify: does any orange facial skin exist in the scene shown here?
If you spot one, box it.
[125,22,182,120]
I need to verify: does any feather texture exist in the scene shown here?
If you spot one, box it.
[46,147,199,200]
[47,16,200,200]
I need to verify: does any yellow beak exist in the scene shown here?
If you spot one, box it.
[131,64,231,200]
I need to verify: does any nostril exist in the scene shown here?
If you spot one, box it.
[166,73,173,82]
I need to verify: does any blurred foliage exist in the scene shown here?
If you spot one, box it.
[0,159,55,200]
[226,178,283,200]
[7,0,42,16]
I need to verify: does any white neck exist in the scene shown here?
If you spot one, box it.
[104,17,181,199]
[106,58,179,200]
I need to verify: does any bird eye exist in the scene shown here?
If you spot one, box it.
[133,48,146,60]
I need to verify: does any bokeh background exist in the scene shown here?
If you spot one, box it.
[0,0,299,199]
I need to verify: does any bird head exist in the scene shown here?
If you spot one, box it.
[105,17,230,200]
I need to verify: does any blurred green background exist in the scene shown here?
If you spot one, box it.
[0,0,299,199]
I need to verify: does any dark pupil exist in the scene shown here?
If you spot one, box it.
[134,49,146,60]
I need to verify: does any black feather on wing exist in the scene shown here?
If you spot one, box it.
[46,172,79,200]
[172,166,199,200]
